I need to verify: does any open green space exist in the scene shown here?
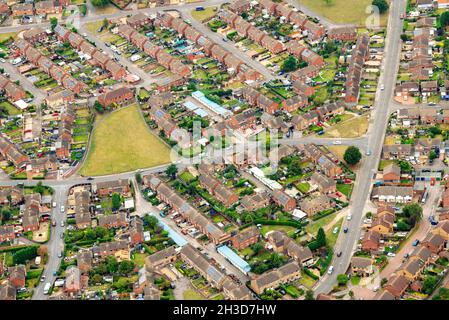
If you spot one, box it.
[299,0,389,26]
[80,104,171,176]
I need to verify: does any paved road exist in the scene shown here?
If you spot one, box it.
[133,178,249,284]
[0,0,228,34]
[182,8,275,81]
[379,183,441,280]
[78,24,155,87]
[313,0,407,296]
[1,60,47,106]
[32,185,68,300]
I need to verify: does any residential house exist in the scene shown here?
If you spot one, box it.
[250,261,301,295]
[231,225,260,250]
[271,189,296,212]
[98,87,135,107]
[350,257,374,277]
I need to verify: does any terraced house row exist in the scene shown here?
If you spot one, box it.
[344,33,370,104]
[257,0,325,41]
[218,9,285,54]
[144,174,231,245]
[0,73,26,102]
[11,0,70,17]
[116,23,191,78]
[54,25,127,80]
[14,38,85,94]
[156,12,262,82]
[0,135,30,169]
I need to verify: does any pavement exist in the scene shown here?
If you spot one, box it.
[313,0,407,296]
[32,185,68,300]
[379,183,442,280]
[0,0,410,299]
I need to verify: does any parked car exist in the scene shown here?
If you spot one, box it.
[343,227,349,233]
[387,252,396,257]
[337,251,342,257]
[412,239,420,246]
[327,266,334,275]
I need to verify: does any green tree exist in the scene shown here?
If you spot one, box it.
[372,0,389,13]
[337,274,349,286]
[316,227,326,247]
[423,275,438,295]
[143,215,159,230]
[111,193,122,210]
[92,273,103,284]
[91,0,110,7]
[13,246,38,265]
[50,17,58,31]
[34,182,45,195]
[429,150,437,161]
[94,100,104,114]
[344,146,362,165]
[106,256,119,274]
[165,164,178,179]
[305,290,315,300]
[135,172,142,184]
[281,56,299,72]
[0,208,12,224]
[440,11,449,27]
[118,260,135,275]
[402,203,423,227]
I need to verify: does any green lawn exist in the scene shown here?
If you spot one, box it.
[306,211,338,235]
[132,253,147,267]
[191,7,217,22]
[336,183,353,198]
[260,225,297,237]
[326,218,343,248]
[296,182,310,194]
[80,104,171,176]
[183,289,204,300]
[299,0,389,26]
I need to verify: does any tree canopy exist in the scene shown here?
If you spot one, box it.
[281,56,299,72]
[372,0,389,14]
[344,146,362,165]
[91,0,110,7]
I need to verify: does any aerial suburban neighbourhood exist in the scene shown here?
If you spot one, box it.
[0,0,449,305]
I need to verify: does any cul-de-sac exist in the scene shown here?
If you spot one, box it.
[1,0,449,302]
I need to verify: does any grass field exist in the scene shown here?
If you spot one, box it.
[306,211,337,235]
[0,33,16,43]
[323,115,369,138]
[183,289,204,300]
[191,7,217,22]
[299,0,389,26]
[80,104,171,176]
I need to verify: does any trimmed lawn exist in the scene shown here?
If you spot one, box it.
[132,253,147,267]
[0,32,17,43]
[183,289,205,300]
[260,225,297,237]
[191,7,217,22]
[336,183,353,198]
[80,104,171,176]
[299,0,388,26]
[296,182,310,194]
[323,115,369,138]
[306,211,337,235]
[326,218,343,248]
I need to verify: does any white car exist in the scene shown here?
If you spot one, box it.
[327,266,334,275]
[380,84,385,90]
[387,252,396,257]
[347,214,352,221]
[333,141,342,145]
[60,206,65,213]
